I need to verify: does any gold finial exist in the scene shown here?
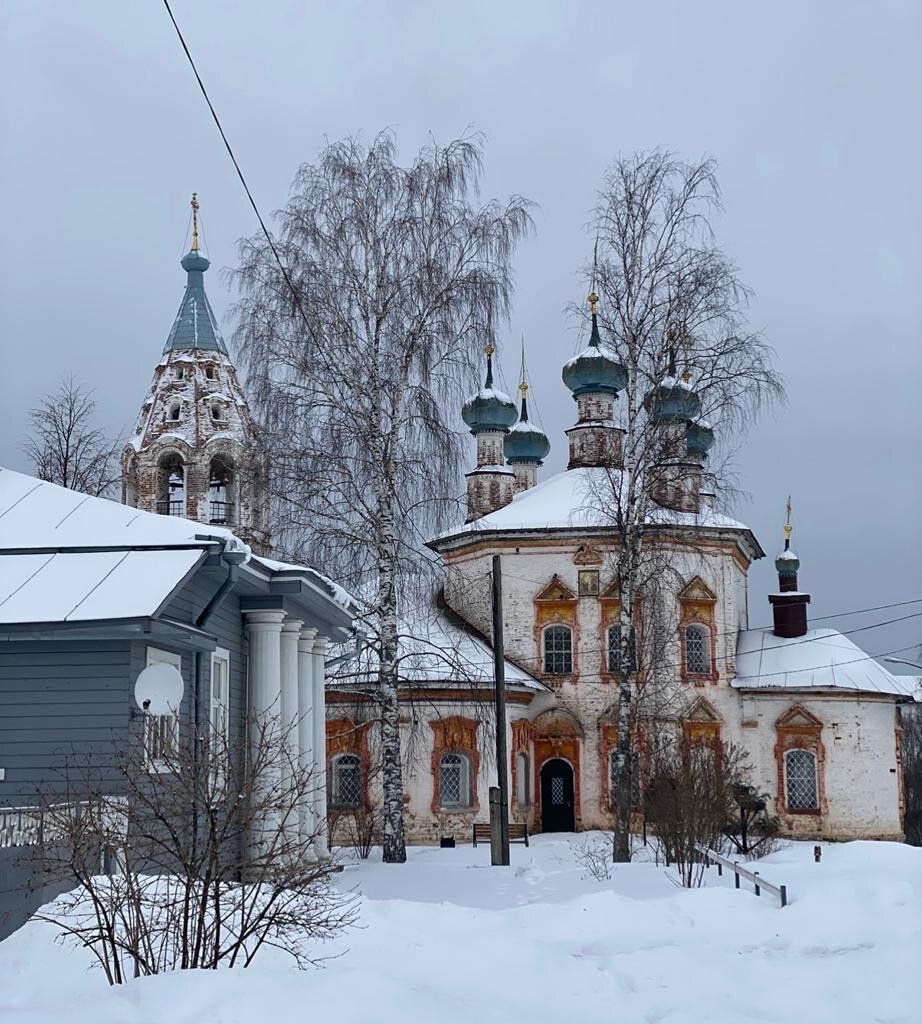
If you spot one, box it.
[519,334,528,395]
[190,193,200,252]
[783,495,793,545]
[587,291,599,316]
[483,342,495,358]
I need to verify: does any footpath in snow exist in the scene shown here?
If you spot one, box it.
[0,835,919,1024]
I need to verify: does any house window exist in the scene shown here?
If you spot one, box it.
[144,647,182,772]
[210,403,225,422]
[516,752,530,806]
[168,402,181,422]
[578,570,600,597]
[543,625,572,675]
[439,752,471,809]
[330,754,362,810]
[205,365,216,380]
[684,624,710,675]
[607,625,637,675]
[784,749,818,811]
[174,366,185,380]
[209,647,230,761]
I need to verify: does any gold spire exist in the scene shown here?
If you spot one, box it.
[519,335,528,395]
[783,495,793,546]
[190,193,200,252]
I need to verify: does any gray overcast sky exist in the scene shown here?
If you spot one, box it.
[2,1,920,660]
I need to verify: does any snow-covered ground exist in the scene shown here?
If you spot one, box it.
[1,836,919,1023]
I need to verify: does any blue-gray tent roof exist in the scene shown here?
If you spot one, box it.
[162,250,229,355]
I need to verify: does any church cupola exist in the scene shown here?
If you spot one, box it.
[504,351,549,493]
[768,498,811,638]
[461,343,516,521]
[644,330,711,514]
[562,291,626,469]
[121,194,270,554]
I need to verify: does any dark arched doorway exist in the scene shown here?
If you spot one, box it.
[540,758,575,832]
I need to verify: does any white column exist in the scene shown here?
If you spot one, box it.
[312,635,329,858]
[243,609,285,860]
[298,626,318,849]
[244,609,285,719]
[280,618,303,846]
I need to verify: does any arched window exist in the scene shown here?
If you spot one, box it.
[205,364,216,381]
[208,455,236,525]
[210,402,226,422]
[157,454,185,517]
[516,752,530,807]
[168,402,181,422]
[330,754,362,810]
[607,625,637,675]
[439,752,471,808]
[684,624,710,675]
[784,749,818,811]
[543,625,572,675]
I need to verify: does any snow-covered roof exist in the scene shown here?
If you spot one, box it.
[330,607,544,691]
[432,467,755,542]
[0,467,356,624]
[732,627,918,698]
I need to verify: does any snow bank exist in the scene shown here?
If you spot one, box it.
[1,837,918,1024]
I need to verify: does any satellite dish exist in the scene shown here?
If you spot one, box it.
[134,663,184,715]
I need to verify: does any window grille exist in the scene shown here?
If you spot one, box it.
[685,624,710,674]
[543,625,572,674]
[550,776,565,805]
[607,625,637,675]
[439,752,470,808]
[785,749,818,810]
[331,755,362,809]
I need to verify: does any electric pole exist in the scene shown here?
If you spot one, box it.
[491,554,510,866]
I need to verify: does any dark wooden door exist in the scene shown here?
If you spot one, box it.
[540,758,575,832]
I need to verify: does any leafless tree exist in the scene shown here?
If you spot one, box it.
[578,151,784,860]
[28,714,355,983]
[22,375,122,496]
[232,133,532,862]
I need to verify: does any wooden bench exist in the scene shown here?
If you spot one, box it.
[472,822,529,847]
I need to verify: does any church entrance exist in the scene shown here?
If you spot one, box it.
[540,758,575,832]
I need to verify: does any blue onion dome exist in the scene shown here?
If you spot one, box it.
[504,385,550,463]
[644,332,702,424]
[461,344,518,434]
[562,292,628,397]
[686,418,715,455]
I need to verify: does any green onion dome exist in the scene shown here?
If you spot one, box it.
[504,388,550,463]
[775,547,800,576]
[644,373,702,425]
[562,296,628,397]
[686,418,715,455]
[461,345,518,434]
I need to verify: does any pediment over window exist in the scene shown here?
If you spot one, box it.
[678,576,717,604]
[776,704,822,730]
[573,543,603,566]
[683,697,722,723]
[535,575,577,603]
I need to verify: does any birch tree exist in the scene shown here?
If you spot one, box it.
[22,375,122,496]
[232,133,531,862]
[584,151,783,861]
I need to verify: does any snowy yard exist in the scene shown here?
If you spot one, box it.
[1,836,919,1024]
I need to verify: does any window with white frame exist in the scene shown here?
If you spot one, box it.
[684,624,710,675]
[516,751,530,806]
[144,647,182,772]
[543,625,573,675]
[439,752,471,809]
[784,748,818,811]
[330,754,362,810]
[209,647,230,762]
[607,625,637,675]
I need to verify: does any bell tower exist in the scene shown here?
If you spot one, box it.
[121,195,270,554]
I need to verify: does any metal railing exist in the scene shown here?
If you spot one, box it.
[156,500,185,517]
[208,500,235,525]
[696,845,789,907]
[0,801,94,849]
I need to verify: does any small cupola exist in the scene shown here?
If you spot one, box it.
[768,498,811,638]
[504,353,549,493]
[462,344,515,522]
[461,344,518,435]
[562,292,628,398]
[643,333,702,425]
